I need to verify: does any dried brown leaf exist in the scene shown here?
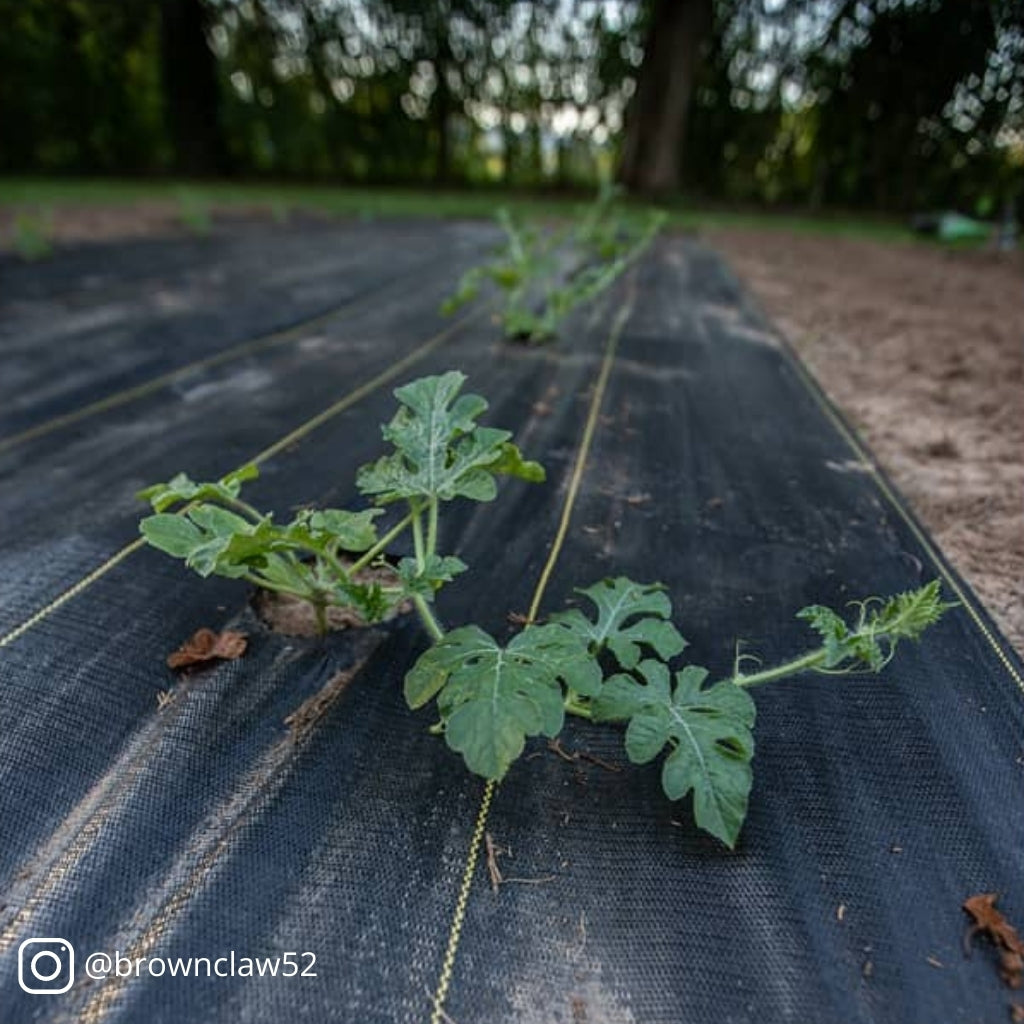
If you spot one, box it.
[167,628,247,670]
[964,892,1024,989]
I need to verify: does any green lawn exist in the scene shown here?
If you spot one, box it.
[0,177,925,244]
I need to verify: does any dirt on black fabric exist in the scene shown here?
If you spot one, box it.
[708,229,1024,653]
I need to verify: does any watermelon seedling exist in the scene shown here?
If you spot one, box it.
[140,372,951,847]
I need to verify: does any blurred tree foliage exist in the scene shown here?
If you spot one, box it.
[0,0,1020,213]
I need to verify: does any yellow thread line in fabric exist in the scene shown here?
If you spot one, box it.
[782,345,1024,696]
[248,309,476,467]
[527,295,632,624]
[0,298,362,455]
[0,539,146,650]
[428,281,635,1024]
[0,306,485,981]
[426,780,495,1024]
[0,308,482,652]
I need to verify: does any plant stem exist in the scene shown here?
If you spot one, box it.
[222,496,266,523]
[563,691,593,720]
[313,600,328,637]
[241,572,304,597]
[412,508,426,570]
[426,498,439,558]
[412,501,443,642]
[348,512,415,575]
[318,547,354,582]
[412,595,445,642]
[730,648,829,688]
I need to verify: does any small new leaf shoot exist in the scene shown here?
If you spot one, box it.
[356,371,545,504]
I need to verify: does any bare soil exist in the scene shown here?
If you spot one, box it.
[708,229,1024,652]
[0,201,331,250]
[0,202,180,248]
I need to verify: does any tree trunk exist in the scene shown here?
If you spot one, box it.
[617,0,712,196]
[433,17,453,185]
[433,61,452,183]
[159,0,226,175]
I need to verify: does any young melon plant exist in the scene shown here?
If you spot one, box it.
[12,208,54,262]
[442,191,665,343]
[176,190,212,236]
[139,372,543,639]
[139,372,951,847]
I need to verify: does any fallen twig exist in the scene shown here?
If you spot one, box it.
[547,737,621,772]
[484,832,503,892]
[483,831,556,892]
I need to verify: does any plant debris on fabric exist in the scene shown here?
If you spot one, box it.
[166,628,248,670]
[964,892,1024,989]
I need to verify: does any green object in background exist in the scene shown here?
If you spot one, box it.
[937,212,991,242]
[11,208,54,261]
[176,190,212,236]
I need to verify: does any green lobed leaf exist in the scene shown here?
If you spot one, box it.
[501,307,550,341]
[295,508,382,553]
[795,604,854,668]
[141,508,280,578]
[142,503,398,622]
[255,551,313,592]
[591,658,672,722]
[137,464,259,512]
[404,624,593,779]
[356,372,541,505]
[139,514,204,560]
[488,442,546,484]
[333,578,393,623]
[623,666,756,848]
[397,554,468,598]
[870,579,954,641]
[550,577,687,671]
[440,266,485,315]
[489,263,525,290]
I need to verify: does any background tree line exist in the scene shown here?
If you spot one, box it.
[0,0,1021,214]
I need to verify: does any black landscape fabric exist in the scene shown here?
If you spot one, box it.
[0,222,1022,1024]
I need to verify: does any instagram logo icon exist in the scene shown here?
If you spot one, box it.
[18,938,75,994]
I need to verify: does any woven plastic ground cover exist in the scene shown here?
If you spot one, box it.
[0,223,1021,1024]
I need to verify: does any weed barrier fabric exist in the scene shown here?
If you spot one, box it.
[0,218,496,441]
[438,245,1024,1024]
[0,274,609,887]
[0,227,501,635]
[0,234,1018,1023]
[0,272,622,1022]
